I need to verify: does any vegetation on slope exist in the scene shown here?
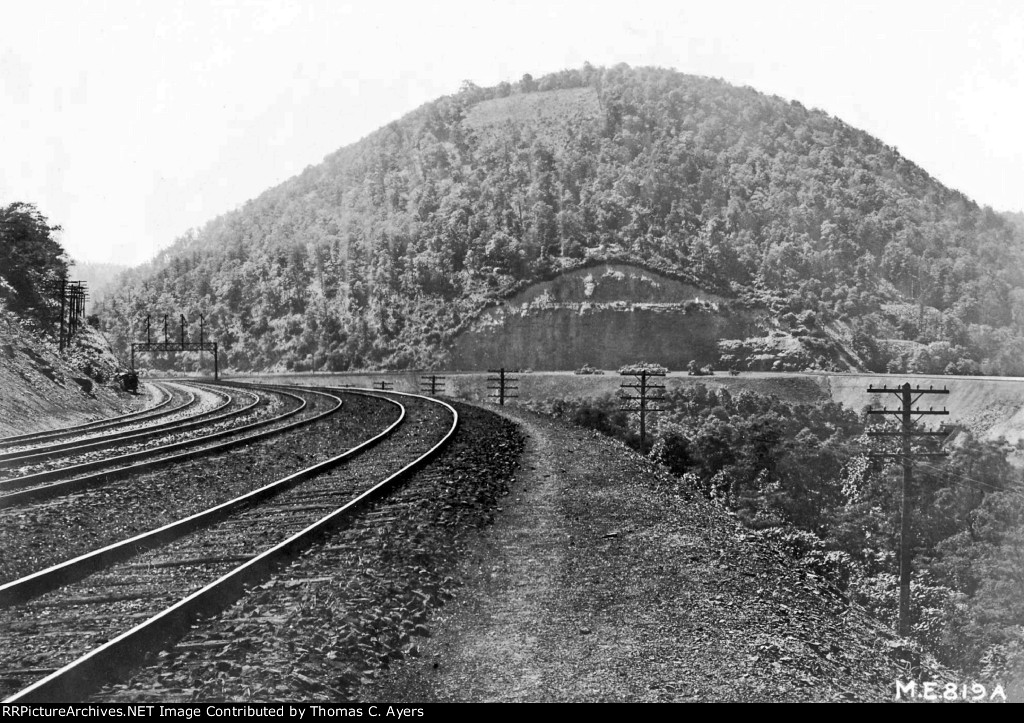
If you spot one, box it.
[97,64,1024,373]
[526,387,1024,690]
[0,203,137,434]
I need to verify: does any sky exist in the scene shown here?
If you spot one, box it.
[2,0,1023,266]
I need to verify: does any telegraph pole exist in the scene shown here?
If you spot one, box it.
[51,278,87,351]
[420,374,447,396]
[58,277,67,352]
[866,382,949,637]
[373,380,394,391]
[487,368,519,406]
[620,368,666,451]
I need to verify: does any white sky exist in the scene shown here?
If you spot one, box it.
[2,0,1023,265]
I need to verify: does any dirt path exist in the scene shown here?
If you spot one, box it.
[401,411,567,701]
[365,405,950,702]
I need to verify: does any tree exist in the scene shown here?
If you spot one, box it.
[0,203,69,329]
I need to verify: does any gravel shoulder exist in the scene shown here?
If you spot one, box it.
[365,404,953,703]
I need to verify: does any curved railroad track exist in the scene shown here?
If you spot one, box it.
[0,382,177,450]
[0,382,238,468]
[0,387,458,703]
[0,383,334,506]
[0,386,398,587]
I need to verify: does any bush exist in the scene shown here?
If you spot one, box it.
[751,527,854,589]
[619,361,668,375]
[687,360,712,376]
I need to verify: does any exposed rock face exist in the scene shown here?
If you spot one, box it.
[450,264,765,370]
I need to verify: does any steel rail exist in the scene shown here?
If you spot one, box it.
[0,384,336,506]
[5,388,457,703]
[0,388,389,606]
[0,382,200,464]
[0,382,177,448]
[0,382,252,467]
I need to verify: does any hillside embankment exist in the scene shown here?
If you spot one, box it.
[0,313,144,437]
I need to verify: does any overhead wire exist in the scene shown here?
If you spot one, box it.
[916,460,1024,504]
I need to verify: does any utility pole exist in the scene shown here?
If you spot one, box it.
[420,374,447,396]
[866,382,949,637]
[51,278,87,351]
[373,380,394,391]
[487,368,519,406]
[58,277,67,352]
[620,368,666,451]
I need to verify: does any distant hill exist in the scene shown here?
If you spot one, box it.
[68,261,131,314]
[96,64,1024,374]
[1003,210,1024,236]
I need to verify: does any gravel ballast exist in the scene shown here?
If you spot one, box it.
[0,391,398,583]
[89,400,523,702]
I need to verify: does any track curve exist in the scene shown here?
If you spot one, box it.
[0,387,457,703]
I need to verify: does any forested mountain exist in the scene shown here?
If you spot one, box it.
[98,64,1024,373]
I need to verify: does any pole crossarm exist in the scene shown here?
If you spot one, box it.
[867,408,949,415]
[868,452,950,459]
[132,342,218,353]
[867,430,951,437]
[867,386,949,394]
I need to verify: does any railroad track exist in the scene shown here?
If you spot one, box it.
[0,383,331,506]
[0,385,394,588]
[0,382,176,450]
[0,387,457,702]
[0,382,239,469]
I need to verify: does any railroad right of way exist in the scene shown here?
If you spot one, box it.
[0,386,397,585]
[87,400,525,702]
